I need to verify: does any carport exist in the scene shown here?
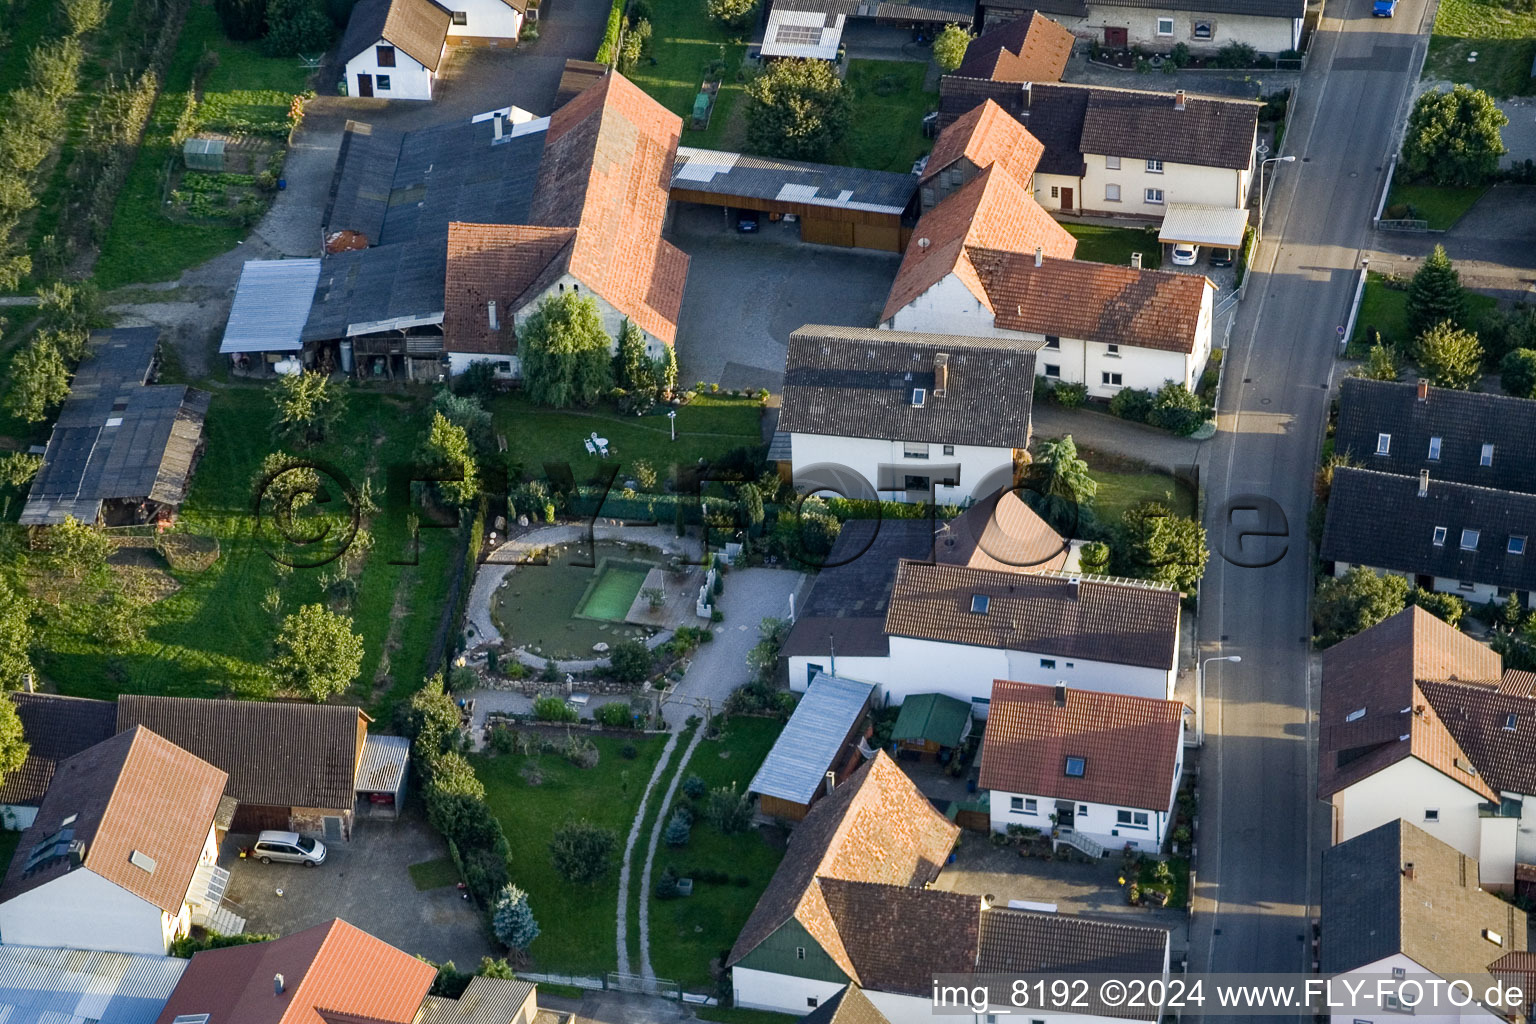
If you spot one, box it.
[356,733,411,819]
[1157,203,1249,262]
[670,146,917,252]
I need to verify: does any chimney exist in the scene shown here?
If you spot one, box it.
[1054,682,1067,707]
[1034,246,1043,267]
[1419,469,1429,497]
[825,770,836,796]
[22,673,32,694]
[487,300,499,331]
[1417,377,1430,401]
[1403,863,1415,881]
[1130,252,1143,270]
[493,112,504,142]
[274,975,285,996]
[934,353,950,396]
[1175,89,1186,111]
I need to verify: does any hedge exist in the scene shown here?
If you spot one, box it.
[593,0,624,64]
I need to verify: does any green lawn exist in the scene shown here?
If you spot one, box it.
[623,0,748,150]
[94,1,311,288]
[1072,445,1196,521]
[1384,183,1489,229]
[27,387,455,717]
[1350,271,1500,351]
[1423,0,1536,97]
[409,856,462,890]
[1063,222,1163,270]
[474,733,670,976]
[833,60,935,174]
[649,716,785,989]
[1136,854,1190,909]
[489,393,762,484]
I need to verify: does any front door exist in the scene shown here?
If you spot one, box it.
[1104,25,1127,47]
[1060,186,1075,211]
[1055,801,1075,828]
[357,73,374,97]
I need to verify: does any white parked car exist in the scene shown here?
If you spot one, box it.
[1171,243,1200,266]
[252,831,327,866]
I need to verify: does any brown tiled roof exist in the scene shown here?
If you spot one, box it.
[529,71,689,344]
[954,12,1074,83]
[1318,606,1502,801]
[977,907,1169,997]
[884,562,1181,670]
[923,99,1044,194]
[938,486,1070,573]
[153,919,437,1024]
[443,223,576,355]
[797,986,891,1024]
[338,0,452,71]
[1500,670,1536,696]
[0,693,116,807]
[1079,84,1260,171]
[820,879,980,995]
[969,250,1211,353]
[881,166,1076,324]
[1419,678,1536,798]
[978,680,1184,810]
[117,695,370,812]
[0,727,227,915]
[727,751,959,971]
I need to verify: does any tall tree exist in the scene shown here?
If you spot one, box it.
[1406,245,1467,339]
[0,698,29,795]
[214,0,267,38]
[1116,501,1209,593]
[49,515,111,580]
[6,335,70,424]
[932,24,972,72]
[653,345,678,393]
[423,412,480,506]
[704,0,757,30]
[1402,84,1508,187]
[0,578,35,690]
[1024,435,1096,535]
[272,603,365,700]
[272,370,343,446]
[519,293,613,408]
[1352,343,1400,382]
[1415,320,1483,390]
[613,318,651,392]
[744,59,852,162]
[1314,566,1409,646]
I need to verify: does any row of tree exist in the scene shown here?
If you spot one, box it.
[215,0,339,56]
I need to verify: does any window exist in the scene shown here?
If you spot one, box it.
[1064,756,1086,777]
[376,44,396,66]
[971,594,990,614]
[1044,363,1061,378]
[1506,713,1519,731]
[806,999,818,1009]
[1461,528,1480,551]
[774,23,822,44]
[1050,186,1060,198]
[451,9,467,22]
[1102,372,1123,387]
[1044,335,1060,349]
[1010,796,1024,812]
[942,444,954,456]
[1040,658,1056,669]
[1432,526,1447,546]
[1107,343,1120,357]
[1345,708,1366,722]
[1192,19,1212,38]
[903,475,930,491]
[1459,580,1477,591]
[1428,436,1442,460]
[1482,443,1495,466]
[1376,433,1391,455]
[795,947,805,960]
[1106,155,1121,170]
[1025,798,1037,813]
[1146,159,1164,173]
[1116,810,1150,828]
[1392,968,1406,979]
[903,441,929,459]
[1144,188,1164,204]
[494,360,512,374]
[1105,183,1121,202]
[376,74,391,90]
[806,663,824,678]
[1511,535,1528,555]
[1079,805,1088,815]
[1424,808,1439,822]
[1156,16,1174,34]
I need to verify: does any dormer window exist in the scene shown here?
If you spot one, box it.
[1428,437,1442,460]
[1432,526,1447,546]
[1481,444,1494,466]
[970,594,990,614]
[1461,529,1480,551]
[1064,756,1086,777]
[1376,433,1391,455]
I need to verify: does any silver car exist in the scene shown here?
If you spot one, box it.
[252,830,327,866]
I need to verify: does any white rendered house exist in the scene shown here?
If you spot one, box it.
[338,0,452,101]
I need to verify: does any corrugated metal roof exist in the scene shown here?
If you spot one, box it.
[673,147,916,215]
[0,945,188,1024]
[1156,203,1249,247]
[749,673,874,805]
[221,260,322,354]
[414,978,536,1024]
[357,734,410,793]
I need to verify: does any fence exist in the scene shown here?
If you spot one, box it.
[1376,218,1431,232]
[604,973,681,999]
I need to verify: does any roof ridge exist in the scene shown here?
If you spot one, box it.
[1349,376,1536,408]
[1036,79,1262,107]
[1335,464,1536,499]
[283,918,345,1024]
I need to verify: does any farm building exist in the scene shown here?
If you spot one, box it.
[749,673,876,822]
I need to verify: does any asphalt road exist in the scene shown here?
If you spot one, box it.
[1190,0,1436,994]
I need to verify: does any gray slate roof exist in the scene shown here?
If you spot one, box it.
[1336,378,1536,495]
[303,239,449,341]
[749,673,874,805]
[22,329,210,526]
[779,325,1039,448]
[1321,467,1536,592]
[672,147,917,215]
[770,0,974,23]
[0,944,189,1024]
[1322,819,1525,976]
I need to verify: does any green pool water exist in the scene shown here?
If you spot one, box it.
[491,542,659,660]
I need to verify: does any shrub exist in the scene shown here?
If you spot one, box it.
[597,701,633,727]
[654,864,680,899]
[682,773,707,799]
[621,742,639,759]
[1214,41,1257,68]
[1146,382,1209,436]
[1052,381,1088,408]
[932,24,972,72]
[549,819,618,883]
[664,808,692,846]
[607,639,653,683]
[1108,386,1153,422]
[491,885,540,949]
[706,0,758,28]
[263,0,333,55]
[1408,587,1468,628]
[447,666,479,693]
[564,733,601,768]
[703,785,752,834]
[1501,348,1536,399]
[534,696,578,722]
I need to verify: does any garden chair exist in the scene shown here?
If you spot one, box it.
[584,439,596,455]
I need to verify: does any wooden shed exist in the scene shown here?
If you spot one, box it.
[749,673,876,822]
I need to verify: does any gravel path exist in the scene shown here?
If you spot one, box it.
[635,725,705,983]
[615,729,686,980]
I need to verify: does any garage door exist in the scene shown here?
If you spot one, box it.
[800,218,854,247]
[231,803,291,833]
[853,222,902,252]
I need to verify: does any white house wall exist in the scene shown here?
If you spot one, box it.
[448,352,520,378]
[1332,954,1510,1024]
[732,966,846,1016]
[1080,157,1249,219]
[344,41,436,101]
[1056,9,1301,54]
[789,433,1017,505]
[1332,759,1485,865]
[0,868,169,954]
[1478,814,1517,891]
[515,276,669,360]
[442,0,522,42]
[883,273,995,335]
[1512,793,1536,867]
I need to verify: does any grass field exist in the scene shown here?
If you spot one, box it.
[474,733,669,975]
[833,60,935,174]
[1073,445,1197,522]
[408,856,462,890]
[1385,183,1489,229]
[648,716,785,989]
[1350,271,1500,351]
[1063,222,1164,270]
[1423,0,1536,97]
[623,0,748,150]
[94,2,311,288]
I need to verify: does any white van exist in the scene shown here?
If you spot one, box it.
[252,831,327,866]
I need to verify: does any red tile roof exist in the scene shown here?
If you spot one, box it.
[969,250,1212,353]
[153,919,437,1024]
[978,680,1184,810]
[0,726,227,915]
[443,223,576,355]
[954,11,1074,83]
[529,71,690,344]
[923,99,1044,195]
[938,487,1070,574]
[881,166,1076,324]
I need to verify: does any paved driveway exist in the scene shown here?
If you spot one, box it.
[668,205,902,388]
[1372,184,1536,274]
[221,807,494,968]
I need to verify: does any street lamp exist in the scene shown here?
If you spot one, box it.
[1196,655,1242,746]
[667,409,676,442]
[1257,155,1295,243]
